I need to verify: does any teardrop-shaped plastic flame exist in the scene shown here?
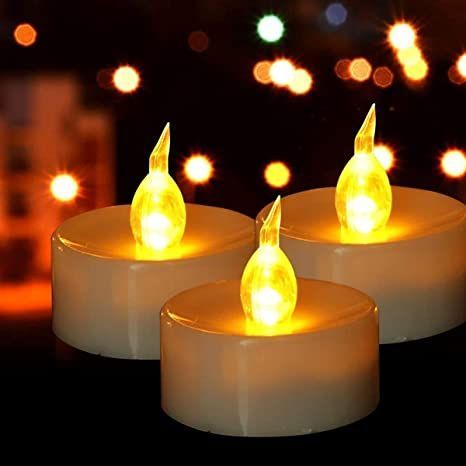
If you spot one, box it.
[335,104,392,236]
[130,123,186,252]
[240,196,297,328]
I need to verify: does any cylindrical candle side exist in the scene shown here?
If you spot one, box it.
[161,279,379,436]
[52,204,255,359]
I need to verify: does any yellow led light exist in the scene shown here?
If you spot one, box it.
[130,123,186,253]
[240,196,297,330]
[335,104,392,236]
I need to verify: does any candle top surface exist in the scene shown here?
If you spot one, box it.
[55,204,254,261]
[163,278,376,337]
[257,186,466,245]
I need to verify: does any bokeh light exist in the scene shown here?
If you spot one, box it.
[440,150,466,178]
[448,65,465,85]
[253,60,272,84]
[14,23,37,47]
[184,154,214,184]
[96,68,114,89]
[373,66,394,88]
[288,68,313,95]
[50,174,79,202]
[188,30,210,53]
[334,59,352,80]
[264,162,291,188]
[374,144,395,171]
[388,22,416,50]
[456,53,466,78]
[403,58,428,81]
[257,15,284,43]
[269,59,295,87]
[349,58,372,82]
[325,3,348,26]
[397,46,422,66]
[113,66,140,93]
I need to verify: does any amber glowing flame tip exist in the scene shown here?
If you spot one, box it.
[130,123,186,253]
[335,105,392,237]
[240,196,297,330]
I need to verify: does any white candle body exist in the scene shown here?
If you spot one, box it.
[52,204,254,359]
[161,279,379,436]
[257,187,466,343]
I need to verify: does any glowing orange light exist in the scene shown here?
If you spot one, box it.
[397,45,422,66]
[269,59,295,87]
[334,59,352,80]
[349,58,372,82]
[113,65,140,93]
[403,58,428,81]
[50,174,79,202]
[288,68,313,94]
[264,162,291,188]
[388,22,416,50]
[188,30,209,53]
[373,66,394,88]
[448,65,465,85]
[441,149,466,178]
[253,60,272,84]
[14,23,37,47]
[374,144,395,171]
[456,53,466,78]
[184,154,213,184]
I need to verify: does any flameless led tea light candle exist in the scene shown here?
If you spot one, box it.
[257,105,466,343]
[52,124,255,359]
[161,197,379,436]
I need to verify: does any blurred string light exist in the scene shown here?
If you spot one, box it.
[325,3,348,27]
[456,53,466,78]
[50,174,79,202]
[374,144,395,171]
[14,23,37,47]
[113,65,140,93]
[440,149,466,178]
[253,60,272,84]
[264,162,291,188]
[254,58,313,95]
[349,57,372,82]
[334,58,352,80]
[184,154,214,184]
[388,23,416,50]
[373,66,394,88]
[387,21,428,83]
[188,30,209,53]
[257,14,285,43]
[288,68,313,94]
[448,63,465,85]
[96,68,114,89]
[269,59,295,86]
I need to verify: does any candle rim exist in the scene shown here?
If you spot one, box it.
[258,186,466,247]
[54,204,254,263]
[162,277,377,338]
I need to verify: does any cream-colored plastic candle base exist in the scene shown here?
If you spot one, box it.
[161,279,379,437]
[257,187,466,344]
[52,204,254,359]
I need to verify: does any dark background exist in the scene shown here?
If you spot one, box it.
[1,0,465,449]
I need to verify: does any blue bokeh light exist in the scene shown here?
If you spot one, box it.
[325,3,348,27]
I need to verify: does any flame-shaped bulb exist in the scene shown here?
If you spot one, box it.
[335,104,392,235]
[240,196,297,327]
[130,123,186,252]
